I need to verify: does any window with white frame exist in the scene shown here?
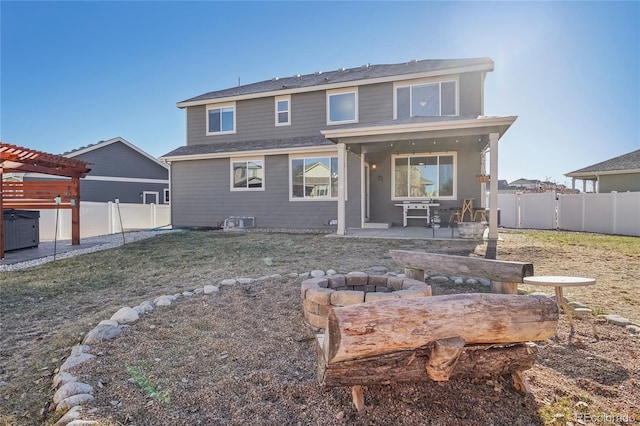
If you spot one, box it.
[395,80,457,118]
[392,153,456,199]
[207,102,236,134]
[327,88,357,124]
[163,188,170,204]
[290,156,338,199]
[231,158,264,190]
[275,95,290,126]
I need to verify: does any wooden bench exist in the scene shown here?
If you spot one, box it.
[316,293,559,411]
[390,250,534,295]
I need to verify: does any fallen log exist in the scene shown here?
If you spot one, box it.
[317,334,539,387]
[325,293,558,364]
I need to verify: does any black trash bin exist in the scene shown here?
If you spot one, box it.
[3,209,40,251]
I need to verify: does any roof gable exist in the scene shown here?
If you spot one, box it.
[64,137,168,170]
[178,57,494,107]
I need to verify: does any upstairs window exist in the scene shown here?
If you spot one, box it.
[207,102,235,135]
[327,88,358,124]
[275,95,290,126]
[396,80,457,118]
[231,158,264,191]
[392,153,456,200]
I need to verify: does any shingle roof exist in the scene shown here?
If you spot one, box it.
[180,58,493,104]
[161,135,334,158]
[567,149,640,175]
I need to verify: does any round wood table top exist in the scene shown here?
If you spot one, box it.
[523,276,596,287]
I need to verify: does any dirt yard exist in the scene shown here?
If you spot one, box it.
[1,229,638,425]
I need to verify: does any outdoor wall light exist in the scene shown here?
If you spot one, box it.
[371,163,377,170]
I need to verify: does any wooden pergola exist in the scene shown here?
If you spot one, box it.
[0,143,91,259]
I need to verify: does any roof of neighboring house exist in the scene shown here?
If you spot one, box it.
[497,179,513,190]
[161,135,335,160]
[64,137,169,170]
[509,178,540,185]
[566,149,640,177]
[178,57,494,107]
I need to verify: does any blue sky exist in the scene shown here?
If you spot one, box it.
[1,1,638,186]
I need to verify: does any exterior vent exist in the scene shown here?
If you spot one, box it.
[223,216,256,230]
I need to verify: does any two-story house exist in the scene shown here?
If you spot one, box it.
[161,58,516,238]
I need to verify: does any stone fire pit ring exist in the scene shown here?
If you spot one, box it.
[301,272,432,329]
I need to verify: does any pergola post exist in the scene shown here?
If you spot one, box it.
[1,168,4,259]
[71,176,81,245]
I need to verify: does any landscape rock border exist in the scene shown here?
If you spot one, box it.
[48,269,639,425]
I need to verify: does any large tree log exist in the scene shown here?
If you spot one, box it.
[317,334,539,387]
[325,293,557,364]
[390,250,533,283]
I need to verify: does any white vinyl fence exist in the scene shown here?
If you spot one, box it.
[37,201,171,241]
[497,192,640,237]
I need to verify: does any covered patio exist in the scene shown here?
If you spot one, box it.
[322,116,516,257]
[0,143,91,259]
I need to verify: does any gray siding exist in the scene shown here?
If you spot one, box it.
[600,173,640,193]
[186,72,484,147]
[170,154,360,229]
[71,141,169,180]
[459,72,483,116]
[367,136,484,227]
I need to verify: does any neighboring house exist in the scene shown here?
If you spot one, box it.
[565,149,640,193]
[18,137,170,204]
[161,58,516,233]
[509,178,541,191]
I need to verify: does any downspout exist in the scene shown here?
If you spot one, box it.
[337,143,346,235]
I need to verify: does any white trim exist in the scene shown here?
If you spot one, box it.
[229,156,265,192]
[390,152,458,201]
[176,62,495,108]
[326,87,358,125]
[161,145,337,163]
[322,116,517,139]
[393,76,459,119]
[206,101,236,135]
[337,143,346,235]
[142,191,159,204]
[565,169,640,178]
[288,153,340,202]
[64,137,169,170]
[275,95,291,126]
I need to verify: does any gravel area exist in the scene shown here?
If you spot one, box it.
[0,230,180,272]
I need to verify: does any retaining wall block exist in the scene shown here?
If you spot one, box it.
[365,293,400,302]
[305,310,328,329]
[306,287,333,305]
[327,275,347,289]
[301,280,320,299]
[303,299,320,315]
[387,276,405,291]
[331,290,365,307]
[367,275,388,287]
[345,273,369,287]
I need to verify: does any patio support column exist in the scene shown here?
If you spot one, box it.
[486,132,500,259]
[337,143,346,235]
